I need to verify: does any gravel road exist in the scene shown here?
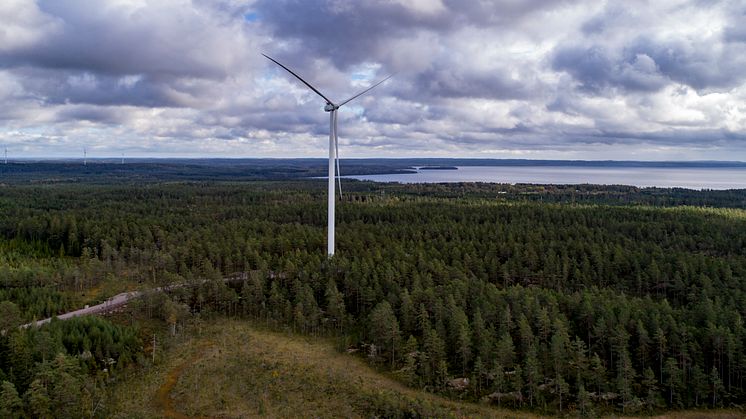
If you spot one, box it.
[20,290,142,328]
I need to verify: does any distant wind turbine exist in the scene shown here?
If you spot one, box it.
[263,53,392,257]
[83,148,87,166]
[4,147,6,164]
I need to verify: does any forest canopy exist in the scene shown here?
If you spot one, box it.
[1,176,745,416]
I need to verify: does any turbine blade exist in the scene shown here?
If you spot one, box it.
[262,53,335,105]
[335,111,342,198]
[338,74,394,107]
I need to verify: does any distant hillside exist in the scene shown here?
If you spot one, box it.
[0,159,414,184]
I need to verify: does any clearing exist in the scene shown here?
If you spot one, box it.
[109,320,534,418]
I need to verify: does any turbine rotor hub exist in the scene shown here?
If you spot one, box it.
[324,103,336,112]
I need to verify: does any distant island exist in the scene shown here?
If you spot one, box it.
[417,166,458,170]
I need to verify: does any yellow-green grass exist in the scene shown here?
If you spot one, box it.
[109,320,537,418]
[616,412,745,419]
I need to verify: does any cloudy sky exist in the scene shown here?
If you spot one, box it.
[1,0,745,160]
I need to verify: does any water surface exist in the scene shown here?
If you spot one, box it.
[344,166,746,190]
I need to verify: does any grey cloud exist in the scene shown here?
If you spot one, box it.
[1,0,745,160]
[440,126,746,152]
[0,0,262,114]
[254,0,579,71]
[410,65,540,100]
[557,1,746,93]
[724,26,746,43]
[16,69,186,107]
[723,5,746,43]
[56,105,126,124]
[552,45,668,93]
[0,0,256,79]
[579,3,629,35]
[253,0,450,70]
[443,0,580,25]
[362,98,430,125]
[582,129,746,147]
[629,37,746,91]
[553,34,746,93]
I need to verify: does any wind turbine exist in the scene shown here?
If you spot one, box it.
[263,54,392,257]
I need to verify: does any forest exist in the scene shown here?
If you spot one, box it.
[0,176,745,416]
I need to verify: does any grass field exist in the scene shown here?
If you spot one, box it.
[109,319,537,418]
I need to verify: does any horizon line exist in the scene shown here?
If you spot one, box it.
[3,157,746,164]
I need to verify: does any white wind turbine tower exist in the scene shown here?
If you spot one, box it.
[83,148,87,166]
[263,54,392,257]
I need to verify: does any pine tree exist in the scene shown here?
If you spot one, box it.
[472,309,493,362]
[590,352,606,396]
[369,301,401,368]
[551,318,570,396]
[577,382,593,416]
[33,331,58,364]
[417,304,431,336]
[42,353,86,418]
[472,356,484,397]
[0,381,23,419]
[710,366,724,407]
[0,302,21,334]
[268,281,287,324]
[654,328,667,384]
[556,374,569,412]
[325,279,346,332]
[499,305,513,336]
[642,367,662,410]
[25,379,51,419]
[512,364,524,408]
[495,332,515,368]
[242,272,265,318]
[453,311,472,375]
[664,357,682,407]
[518,314,535,356]
[636,320,651,371]
[690,364,708,406]
[8,333,33,392]
[524,344,541,408]
[615,327,635,411]
[569,336,589,386]
[401,335,420,387]
[436,359,450,391]
[399,289,415,335]
[491,362,506,406]
[423,328,446,386]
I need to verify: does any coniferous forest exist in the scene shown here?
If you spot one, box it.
[1,171,745,416]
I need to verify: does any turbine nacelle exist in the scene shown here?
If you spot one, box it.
[324,103,337,112]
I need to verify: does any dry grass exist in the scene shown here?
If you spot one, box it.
[171,321,536,418]
[612,412,745,419]
[109,320,538,418]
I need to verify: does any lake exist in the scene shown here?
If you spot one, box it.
[344,166,746,190]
